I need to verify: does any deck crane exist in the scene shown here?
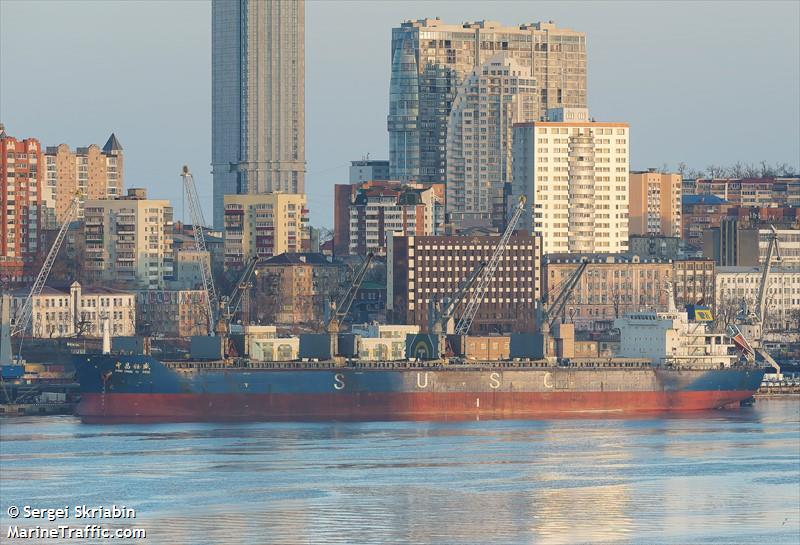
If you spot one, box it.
[10,192,82,350]
[326,252,374,337]
[453,195,527,336]
[729,226,781,373]
[180,166,219,336]
[536,258,589,357]
[429,261,486,335]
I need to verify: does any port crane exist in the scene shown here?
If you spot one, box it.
[325,252,374,336]
[453,195,527,335]
[217,255,260,336]
[10,193,82,346]
[728,226,781,373]
[429,261,487,335]
[536,258,589,356]
[180,165,219,336]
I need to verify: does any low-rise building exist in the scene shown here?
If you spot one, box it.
[689,177,800,208]
[704,219,800,266]
[388,232,542,334]
[715,266,800,332]
[681,194,732,249]
[136,289,208,337]
[11,281,135,338]
[254,253,343,326]
[543,254,673,331]
[542,254,714,331]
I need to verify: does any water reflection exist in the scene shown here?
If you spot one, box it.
[1,401,798,544]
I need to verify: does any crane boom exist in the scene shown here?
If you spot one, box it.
[180,166,218,335]
[541,260,588,332]
[11,193,81,338]
[326,253,374,333]
[755,226,780,328]
[225,255,259,322]
[454,196,526,335]
[430,261,486,334]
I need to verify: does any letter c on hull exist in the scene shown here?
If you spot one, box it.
[334,373,346,390]
[543,372,553,389]
[489,372,501,390]
[416,372,429,389]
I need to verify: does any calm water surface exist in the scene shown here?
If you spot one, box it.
[1,399,799,545]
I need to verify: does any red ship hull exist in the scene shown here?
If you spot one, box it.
[79,390,757,421]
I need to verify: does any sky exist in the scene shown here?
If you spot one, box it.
[1,0,799,228]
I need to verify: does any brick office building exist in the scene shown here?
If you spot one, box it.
[387,232,541,334]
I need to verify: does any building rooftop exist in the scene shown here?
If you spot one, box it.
[260,253,336,267]
[102,133,123,153]
[543,253,680,264]
[682,194,729,205]
[10,283,133,297]
[716,266,800,274]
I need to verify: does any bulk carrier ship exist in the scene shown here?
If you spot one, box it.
[73,190,766,421]
[75,306,765,421]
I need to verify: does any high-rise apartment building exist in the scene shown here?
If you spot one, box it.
[333,181,445,257]
[212,0,306,229]
[84,188,174,289]
[629,169,682,238]
[446,55,537,229]
[346,181,445,256]
[512,116,630,254]
[388,18,587,184]
[1,127,43,284]
[223,193,308,269]
[43,134,124,227]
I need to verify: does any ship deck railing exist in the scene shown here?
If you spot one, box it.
[160,358,677,372]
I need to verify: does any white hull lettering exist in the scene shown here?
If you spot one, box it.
[489,372,501,390]
[416,372,429,389]
[334,373,345,390]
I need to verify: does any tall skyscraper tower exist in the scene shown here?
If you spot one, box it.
[212,0,306,229]
[388,19,587,185]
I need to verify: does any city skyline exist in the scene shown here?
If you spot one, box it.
[1,0,798,228]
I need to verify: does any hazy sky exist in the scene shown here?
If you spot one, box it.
[2,0,799,227]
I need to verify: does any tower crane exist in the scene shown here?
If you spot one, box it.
[454,195,527,335]
[11,193,81,348]
[180,166,219,336]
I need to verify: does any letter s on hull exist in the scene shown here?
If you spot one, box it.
[489,372,501,390]
[334,373,345,390]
